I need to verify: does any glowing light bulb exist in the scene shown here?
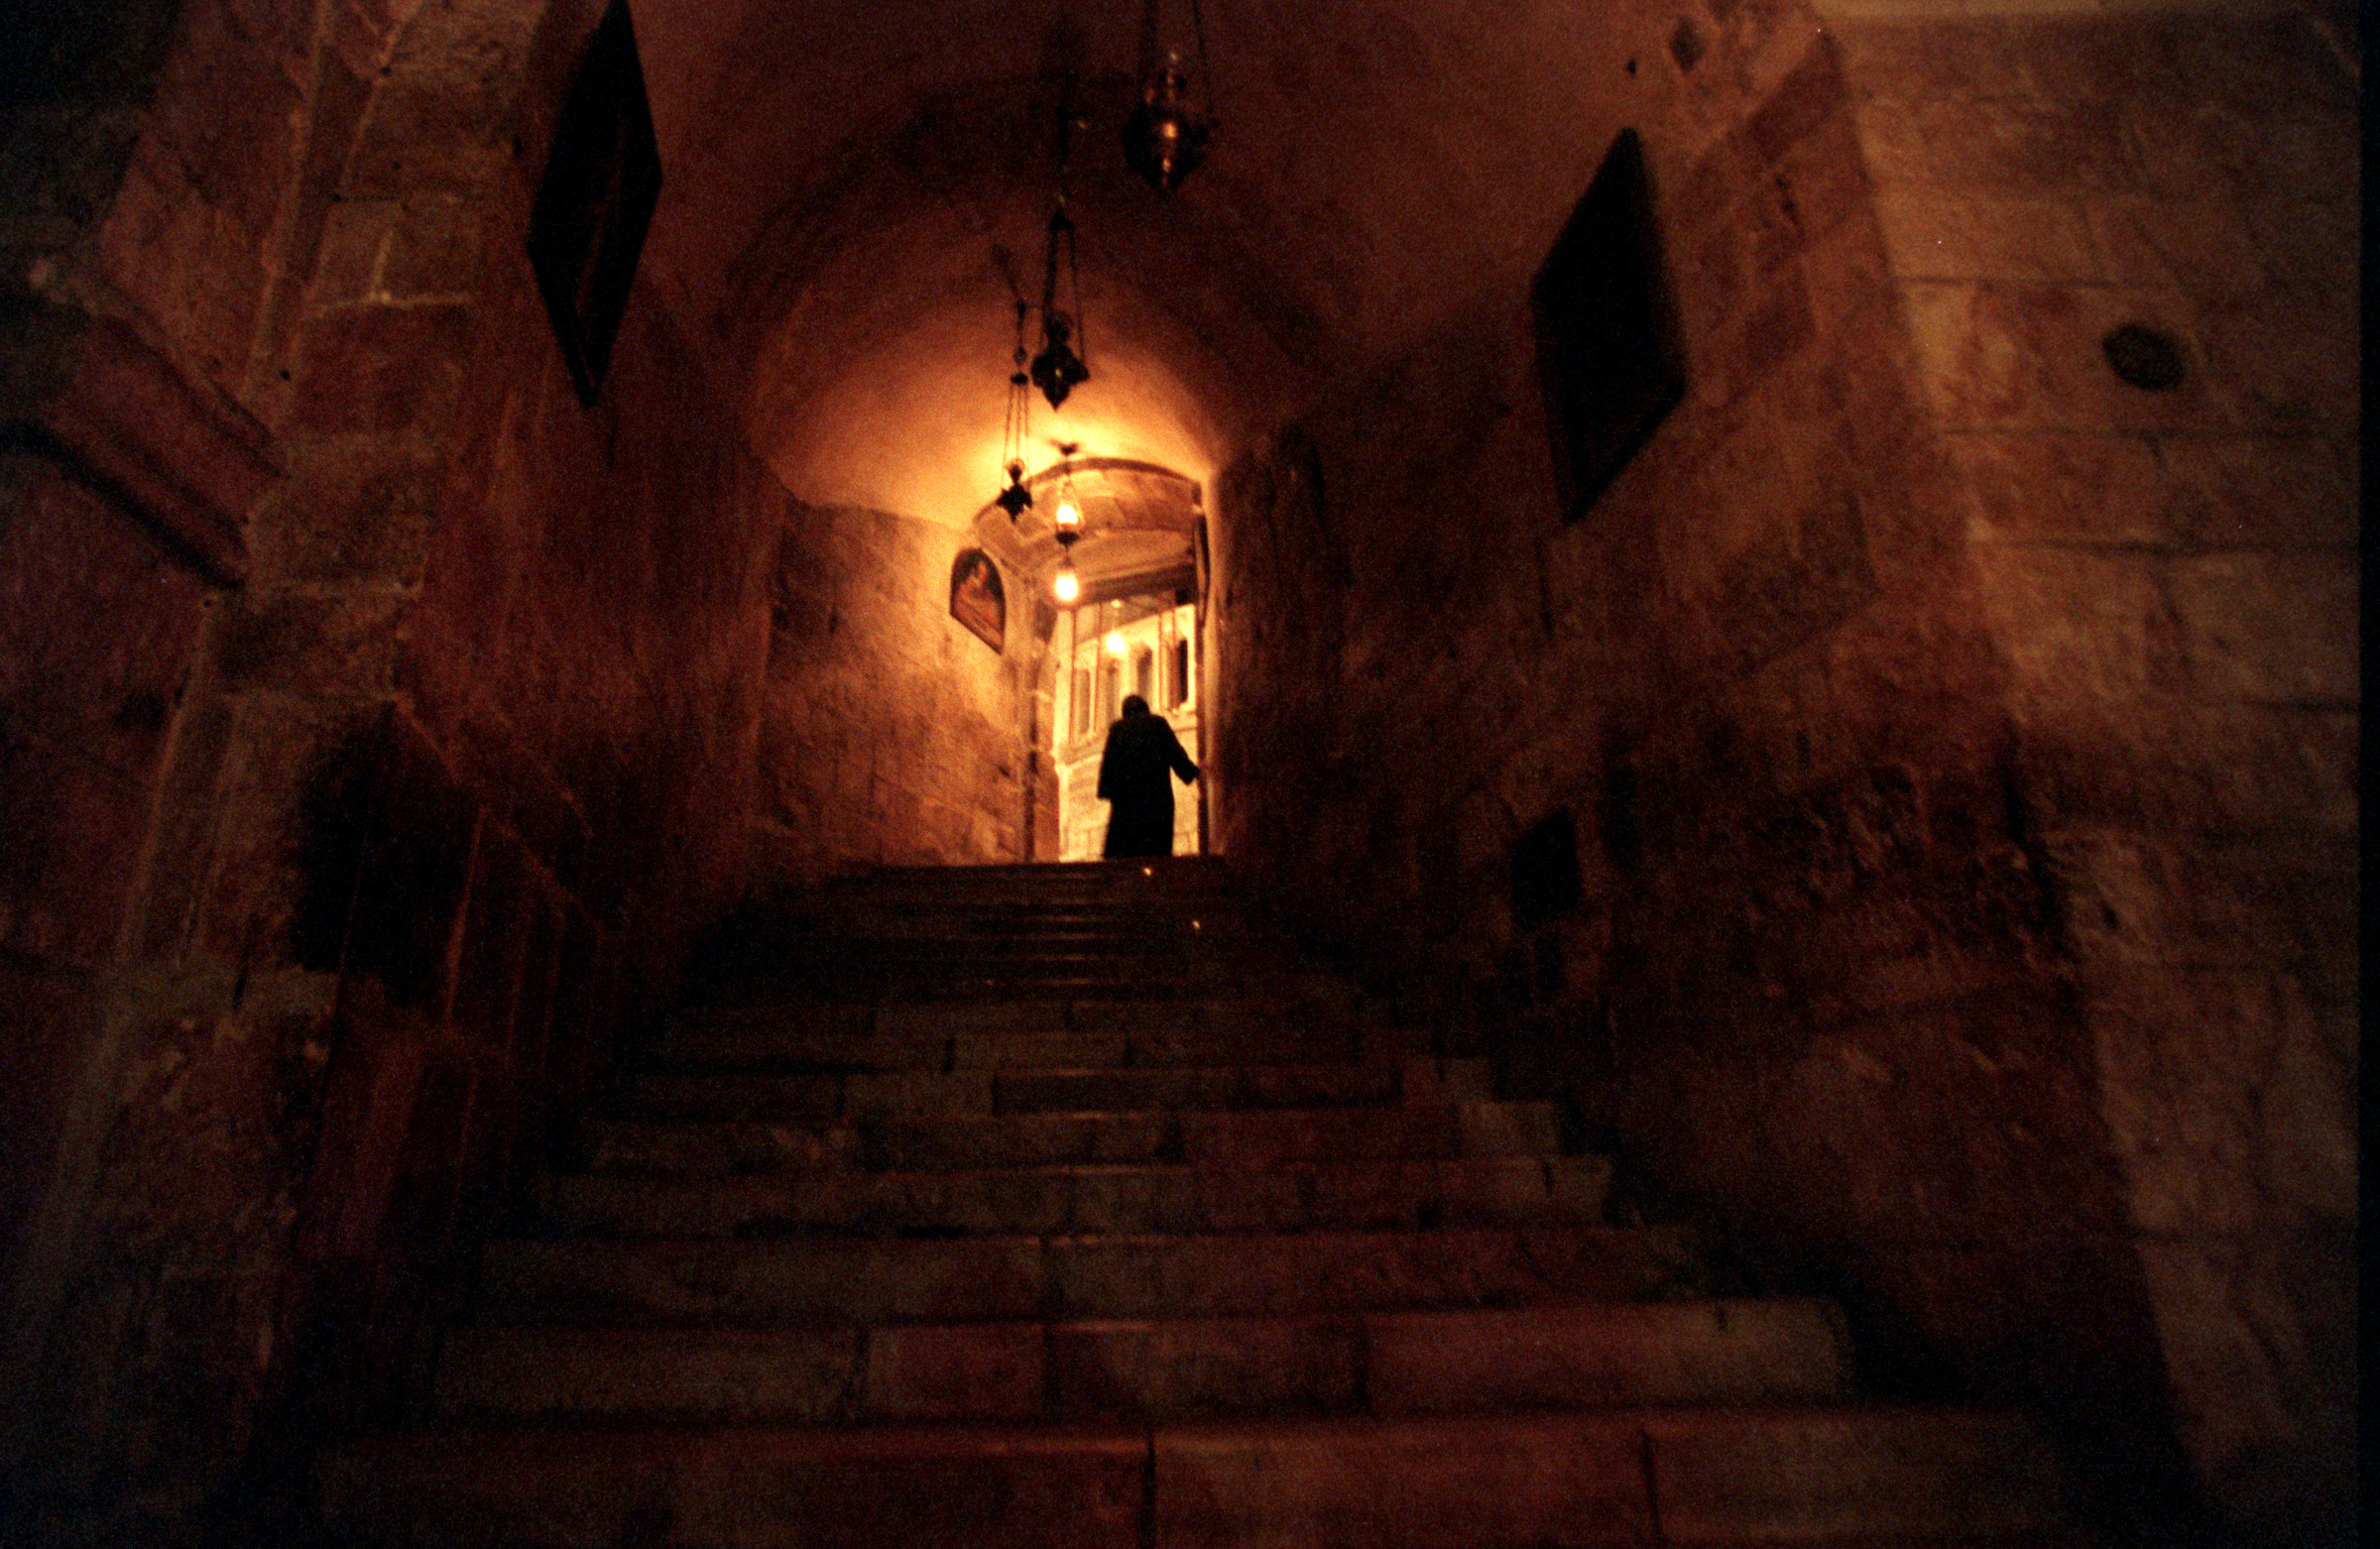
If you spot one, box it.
[1055,499,1081,531]
[1106,631,1128,655]
[1053,564,1080,604]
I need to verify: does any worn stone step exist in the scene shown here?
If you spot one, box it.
[993,1061,1404,1115]
[729,956,1305,993]
[719,976,1346,1006]
[624,1059,1479,1123]
[321,1409,2070,1548]
[434,1299,1848,1423]
[659,1012,1375,1073]
[1154,1408,2070,1548]
[774,915,1260,944]
[544,1154,1613,1238]
[768,908,1253,941]
[748,933,1282,963]
[837,858,1234,894]
[478,1225,1699,1324]
[628,1069,993,1121]
[320,1422,1148,1549]
[585,1101,1561,1174]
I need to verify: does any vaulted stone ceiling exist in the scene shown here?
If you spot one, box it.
[623,0,1695,527]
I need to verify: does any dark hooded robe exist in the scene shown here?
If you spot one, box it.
[1096,699,1199,858]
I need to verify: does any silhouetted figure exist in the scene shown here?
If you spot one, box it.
[1097,694,1199,858]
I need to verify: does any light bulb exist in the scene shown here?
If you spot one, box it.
[1052,566,1080,604]
[1055,499,1080,530]
[1106,631,1127,655]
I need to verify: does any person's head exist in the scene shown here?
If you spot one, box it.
[1121,694,1149,718]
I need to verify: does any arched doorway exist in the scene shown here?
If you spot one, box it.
[968,457,1208,861]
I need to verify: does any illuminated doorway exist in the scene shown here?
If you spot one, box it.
[1051,593,1201,859]
[966,457,1207,863]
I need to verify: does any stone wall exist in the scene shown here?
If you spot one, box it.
[1839,9,2358,1539]
[1207,2,2352,1539]
[749,499,1034,879]
[2,0,785,1541]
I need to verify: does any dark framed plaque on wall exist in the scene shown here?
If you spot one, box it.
[950,548,1007,654]
[1532,128,1686,522]
[528,0,662,407]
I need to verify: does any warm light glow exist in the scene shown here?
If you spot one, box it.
[1053,566,1080,604]
[1055,499,1081,530]
[1106,631,1128,655]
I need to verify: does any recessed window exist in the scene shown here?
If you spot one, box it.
[1533,128,1687,522]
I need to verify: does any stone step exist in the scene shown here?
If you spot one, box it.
[582,1102,1563,1175]
[478,1225,1699,1325]
[771,905,1252,937]
[707,977,1351,1006]
[434,1298,1850,1423]
[719,951,1306,986]
[321,1408,2072,1548]
[626,1059,1472,1121]
[657,1012,1401,1073]
[774,913,1260,941]
[543,1154,1614,1238]
[744,921,1272,949]
[1157,1408,2071,1548]
[834,858,1234,892]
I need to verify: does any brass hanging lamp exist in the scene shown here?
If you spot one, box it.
[1123,0,1218,194]
[1028,198,1089,410]
[994,298,1034,518]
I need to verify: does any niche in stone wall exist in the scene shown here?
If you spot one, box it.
[1509,809,1582,932]
[1532,128,1686,521]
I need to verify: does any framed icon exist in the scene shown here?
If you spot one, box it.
[950,547,1006,653]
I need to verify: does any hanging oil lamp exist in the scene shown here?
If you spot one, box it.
[1123,0,1217,194]
[994,298,1034,518]
[1123,51,1212,194]
[1028,200,1089,411]
[1050,455,1084,602]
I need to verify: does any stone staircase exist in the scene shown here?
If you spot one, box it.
[320,858,2084,1547]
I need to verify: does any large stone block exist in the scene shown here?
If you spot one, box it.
[2011,700,2355,839]
[2041,831,2314,971]
[1856,94,2137,196]
[2134,1229,2357,1544]
[1973,542,2186,718]
[287,299,474,437]
[1874,185,2100,285]
[1950,429,2172,546]
[216,588,408,698]
[2081,193,2271,309]
[2157,435,2354,549]
[2084,964,2354,1236]
[1833,19,2026,103]
[0,464,209,779]
[2169,549,2357,704]
[2197,295,2359,432]
[0,962,94,1286]
[244,439,440,585]
[0,723,150,970]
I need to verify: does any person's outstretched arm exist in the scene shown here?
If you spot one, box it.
[1166,726,1199,784]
